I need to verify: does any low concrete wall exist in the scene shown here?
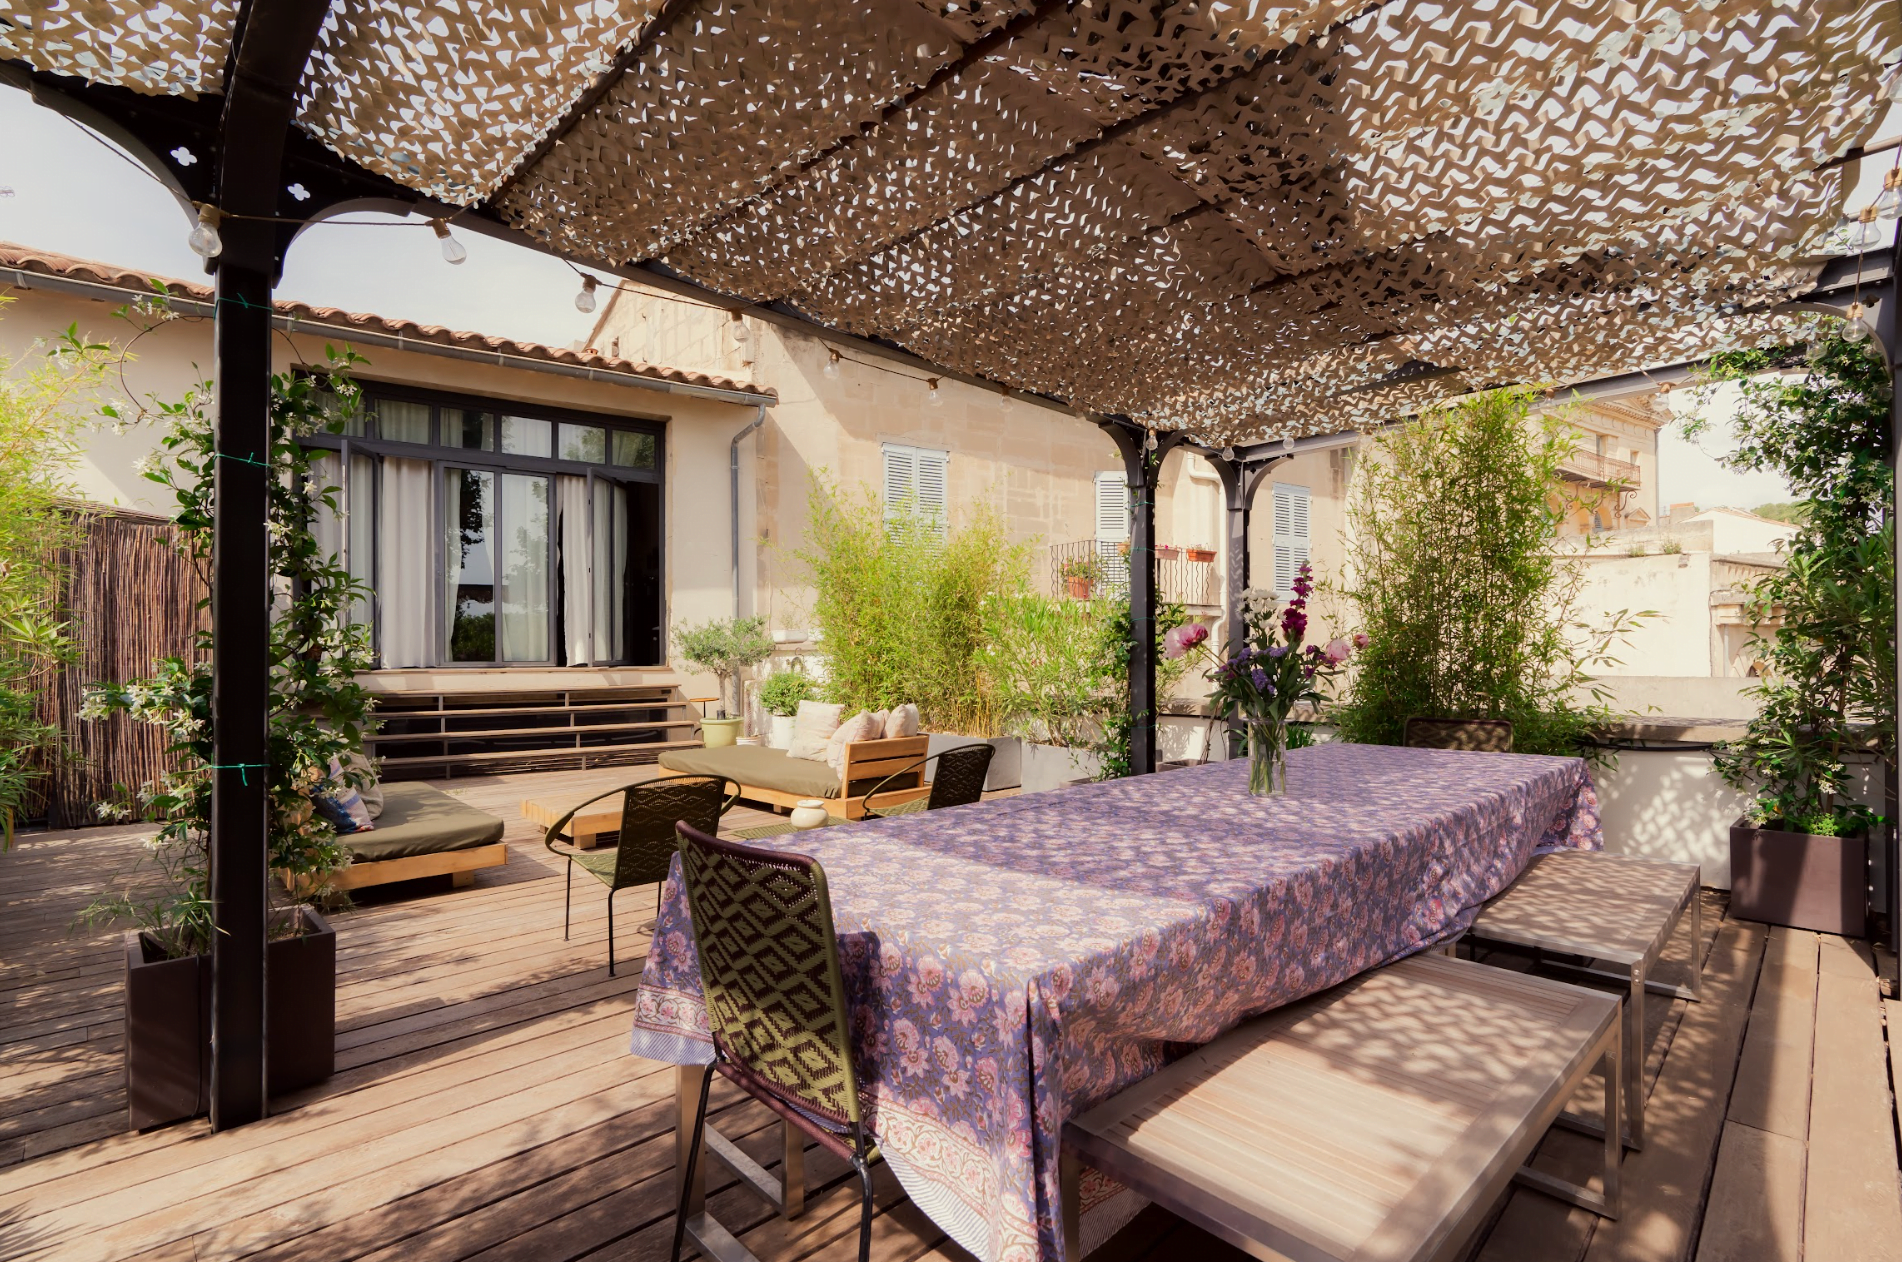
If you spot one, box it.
[1593,750,1753,889]
[1574,676,1763,720]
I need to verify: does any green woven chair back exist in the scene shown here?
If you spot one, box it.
[675,822,861,1129]
[1404,717,1515,753]
[614,775,728,890]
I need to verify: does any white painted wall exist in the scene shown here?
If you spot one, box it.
[1572,551,1714,676]
[1689,508,1798,556]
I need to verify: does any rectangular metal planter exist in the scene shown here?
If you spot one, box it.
[124,905,336,1130]
[1728,819,1867,938]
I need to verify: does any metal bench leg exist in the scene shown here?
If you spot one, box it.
[1516,1022,1621,1219]
[1625,966,1645,1151]
[1060,1146,1083,1262]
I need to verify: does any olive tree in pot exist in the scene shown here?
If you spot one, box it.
[674,616,774,745]
[1689,333,1895,937]
[83,353,376,1128]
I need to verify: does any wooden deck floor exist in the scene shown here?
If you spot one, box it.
[2,766,1899,1262]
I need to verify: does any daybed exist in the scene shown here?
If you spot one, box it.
[282,782,508,894]
[659,736,929,820]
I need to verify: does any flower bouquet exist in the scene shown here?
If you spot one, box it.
[1203,563,1361,796]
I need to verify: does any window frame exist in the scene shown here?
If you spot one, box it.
[881,441,949,532]
[302,380,667,669]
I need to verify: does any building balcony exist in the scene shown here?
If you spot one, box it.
[1049,540,1220,608]
[1558,450,1643,487]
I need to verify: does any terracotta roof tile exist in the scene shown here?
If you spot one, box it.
[0,241,773,402]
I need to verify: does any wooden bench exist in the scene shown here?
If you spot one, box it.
[1461,849,1702,1150]
[1062,952,1621,1262]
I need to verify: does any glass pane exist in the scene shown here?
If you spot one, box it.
[592,482,627,661]
[500,416,552,457]
[611,429,656,469]
[347,452,376,628]
[444,469,496,662]
[558,423,607,463]
[374,398,431,445]
[499,473,550,662]
[445,409,495,450]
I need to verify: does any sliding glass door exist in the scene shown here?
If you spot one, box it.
[444,468,552,663]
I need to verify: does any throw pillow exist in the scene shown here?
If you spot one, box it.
[884,703,920,739]
[787,700,844,762]
[826,710,884,773]
[341,747,384,818]
[311,757,376,834]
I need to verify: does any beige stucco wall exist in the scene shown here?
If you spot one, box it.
[1,281,763,687]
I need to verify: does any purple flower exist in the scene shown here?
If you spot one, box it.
[1250,667,1269,689]
[1267,644,1288,659]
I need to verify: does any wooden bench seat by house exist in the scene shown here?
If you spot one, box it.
[281,782,507,894]
[1061,952,1622,1262]
[658,736,929,820]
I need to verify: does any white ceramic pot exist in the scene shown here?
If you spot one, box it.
[769,713,796,750]
[789,799,830,830]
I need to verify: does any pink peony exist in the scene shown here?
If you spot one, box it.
[1324,637,1352,664]
[1353,632,1371,648]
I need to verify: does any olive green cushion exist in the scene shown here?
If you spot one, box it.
[660,745,845,799]
[569,849,622,885]
[341,782,505,863]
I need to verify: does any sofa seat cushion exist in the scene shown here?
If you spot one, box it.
[341,782,505,863]
[660,745,843,799]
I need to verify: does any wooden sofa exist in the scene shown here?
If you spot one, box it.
[659,735,930,820]
[282,782,508,895]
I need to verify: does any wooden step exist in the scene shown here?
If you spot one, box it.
[368,700,692,721]
[369,719,698,744]
[377,738,704,772]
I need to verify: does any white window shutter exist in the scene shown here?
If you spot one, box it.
[916,449,948,526]
[1095,472,1130,542]
[1271,483,1310,596]
[883,444,916,523]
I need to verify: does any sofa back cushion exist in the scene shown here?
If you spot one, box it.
[786,700,844,762]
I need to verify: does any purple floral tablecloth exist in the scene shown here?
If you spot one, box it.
[630,742,1601,1262]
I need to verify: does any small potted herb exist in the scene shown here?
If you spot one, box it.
[1059,554,1104,599]
[758,668,817,749]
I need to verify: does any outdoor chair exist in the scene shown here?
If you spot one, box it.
[1404,716,1515,752]
[540,773,737,976]
[671,822,879,1262]
[860,742,996,820]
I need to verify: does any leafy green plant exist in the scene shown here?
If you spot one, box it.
[982,594,1123,749]
[82,350,377,957]
[1687,332,1894,834]
[1332,387,1646,757]
[796,477,1029,734]
[673,616,774,719]
[1058,554,1104,585]
[0,315,115,846]
[758,667,817,717]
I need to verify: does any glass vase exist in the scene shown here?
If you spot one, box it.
[1246,721,1287,797]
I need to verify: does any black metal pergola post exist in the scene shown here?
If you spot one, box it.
[1098,421,1188,776]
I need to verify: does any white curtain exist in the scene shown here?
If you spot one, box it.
[378,456,433,668]
[498,473,549,662]
[311,453,344,567]
[556,475,591,664]
[593,482,628,663]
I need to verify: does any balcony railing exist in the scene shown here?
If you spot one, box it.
[1558,450,1642,487]
[1049,540,1219,608]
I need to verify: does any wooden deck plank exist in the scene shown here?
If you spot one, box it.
[1805,946,1902,1262]
[1693,1121,1804,1262]
[1725,928,1819,1142]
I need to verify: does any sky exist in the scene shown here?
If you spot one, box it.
[0,82,1873,513]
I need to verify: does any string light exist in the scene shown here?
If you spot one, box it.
[431,220,467,264]
[729,310,749,345]
[823,348,841,378]
[1144,429,1159,451]
[1221,445,1236,461]
[1842,301,1871,344]
[1280,434,1296,455]
[187,204,222,259]
[1849,205,1883,251]
[1877,169,1902,221]
[575,275,599,314]
[924,377,943,407]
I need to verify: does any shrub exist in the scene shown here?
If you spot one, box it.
[673,617,774,719]
[796,477,1029,734]
[982,594,1122,749]
[758,667,817,717]
[1333,387,1644,756]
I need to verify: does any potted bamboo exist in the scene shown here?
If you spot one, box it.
[84,354,375,1126]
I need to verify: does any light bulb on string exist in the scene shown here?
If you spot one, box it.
[1842,301,1871,344]
[1221,446,1236,461]
[575,275,599,314]
[1847,207,1883,252]
[1280,434,1296,456]
[729,310,749,346]
[1877,169,1902,221]
[1144,429,1159,452]
[924,377,943,407]
[997,388,1013,413]
[187,204,223,260]
[431,220,467,264]
[823,348,841,378]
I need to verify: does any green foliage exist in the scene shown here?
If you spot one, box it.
[82,350,377,958]
[1333,387,1640,757]
[1692,333,1894,834]
[796,477,1029,734]
[1057,554,1105,584]
[758,667,817,717]
[673,616,774,719]
[1749,501,1811,526]
[982,594,1124,749]
[0,314,110,846]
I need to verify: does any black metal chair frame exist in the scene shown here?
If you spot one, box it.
[540,773,738,975]
[858,742,996,820]
[670,824,879,1262]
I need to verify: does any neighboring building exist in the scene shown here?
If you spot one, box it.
[1552,396,1664,535]
[1,242,777,810]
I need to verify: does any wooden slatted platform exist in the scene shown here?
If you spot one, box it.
[367,686,703,779]
[1,769,1898,1262]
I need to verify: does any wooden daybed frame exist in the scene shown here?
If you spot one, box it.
[661,735,932,821]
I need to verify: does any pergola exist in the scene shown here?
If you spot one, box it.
[3,0,1899,1128]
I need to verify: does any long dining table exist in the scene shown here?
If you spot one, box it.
[629,741,1603,1262]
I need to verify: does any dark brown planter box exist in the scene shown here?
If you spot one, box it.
[1729,819,1868,938]
[124,905,336,1130]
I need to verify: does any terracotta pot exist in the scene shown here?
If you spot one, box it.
[1184,548,1216,563]
[1155,545,1181,561]
[1065,576,1094,599]
[1728,819,1867,937]
[124,905,335,1130]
